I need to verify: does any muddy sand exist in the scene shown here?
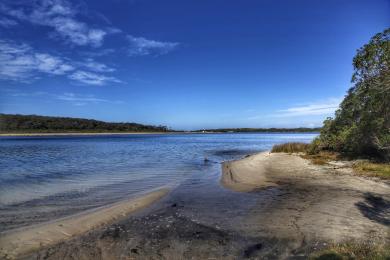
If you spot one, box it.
[1,153,389,259]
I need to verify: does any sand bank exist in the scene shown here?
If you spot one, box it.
[221,152,277,192]
[0,188,169,259]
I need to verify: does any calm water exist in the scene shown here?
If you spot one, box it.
[0,133,317,231]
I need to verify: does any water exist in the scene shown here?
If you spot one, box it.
[0,133,317,231]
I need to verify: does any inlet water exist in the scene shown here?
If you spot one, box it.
[0,133,317,231]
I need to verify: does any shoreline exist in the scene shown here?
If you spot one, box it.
[0,132,176,137]
[0,188,170,259]
[2,152,389,259]
[0,132,320,137]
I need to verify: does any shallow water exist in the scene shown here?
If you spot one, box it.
[0,133,317,232]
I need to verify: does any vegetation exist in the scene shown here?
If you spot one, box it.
[312,28,390,162]
[194,127,321,133]
[271,142,310,153]
[271,142,390,179]
[311,242,390,260]
[301,152,339,166]
[271,143,339,165]
[352,161,390,179]
[0,114,169,133]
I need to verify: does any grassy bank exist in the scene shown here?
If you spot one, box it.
[311,242,390,260]
[271,142,390,180]
[352,161,390,179]
[271,142,310,153]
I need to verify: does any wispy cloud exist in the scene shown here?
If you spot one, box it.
[0,40,121,85]
[245,98,342,121]
[54,92,124,106]
[8,91,49,97]
[275,98,342,117]
[68,70,121,86]
[77,58,115,73]
[80,48,116,57]
[0,40,74,82]
[4,90,123,106]
[0,17,18,27]
[127,35,179,56]
[55,92,108,103]
[0,0,116,47]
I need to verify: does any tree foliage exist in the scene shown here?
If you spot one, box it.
[314,28,390,161]
[0,114,169,133]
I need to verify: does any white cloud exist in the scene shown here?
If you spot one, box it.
[0,17,18,27]
[35,53,74,75]
[0,40,74,81]
[9,91,48,97]
[0,0,113,47]
[55,92,108,104]
[68,70,121,86]
[78,58,115,73]
[275,98,342,117]
[4,90,123,106]
[54,92,123,105]
[0,40,121,85]
[127,35,179,56]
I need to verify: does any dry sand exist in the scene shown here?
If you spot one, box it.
[0,188,169,259]
[221,152,277,192]
[223,152,390,245]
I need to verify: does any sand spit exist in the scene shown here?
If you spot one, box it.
[221,152,277,192]
[0,188,169,259]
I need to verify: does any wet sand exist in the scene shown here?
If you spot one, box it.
[0,189,169,259]
[2,153,389,259]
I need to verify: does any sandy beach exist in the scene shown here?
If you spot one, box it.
[1,152,389,259]
[222,153,389,244]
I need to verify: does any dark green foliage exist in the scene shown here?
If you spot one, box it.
[315,28,390,161]
[0,114,169,133]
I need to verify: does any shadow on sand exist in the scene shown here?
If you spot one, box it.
[355,192,390,226]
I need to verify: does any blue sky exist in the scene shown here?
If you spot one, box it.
[0,0,389,130]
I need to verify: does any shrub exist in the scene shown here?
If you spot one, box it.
[271,142,310,153]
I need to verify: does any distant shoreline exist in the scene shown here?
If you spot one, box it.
[0,131,320,137]
[0,132,176,137]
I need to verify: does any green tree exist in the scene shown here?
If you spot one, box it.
[316,28,390,161]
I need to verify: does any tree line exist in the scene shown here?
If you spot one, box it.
[0,114,169,133]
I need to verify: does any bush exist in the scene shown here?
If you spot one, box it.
[271,142,310,153]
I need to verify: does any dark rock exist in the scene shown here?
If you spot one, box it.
[243,243,263,258]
